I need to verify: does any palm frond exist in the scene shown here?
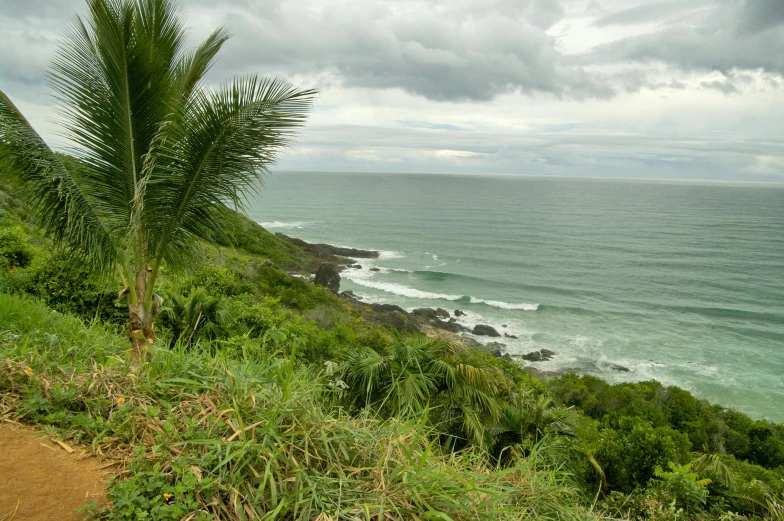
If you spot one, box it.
[0,91,117,274]
[691,453,736,489]
[171,27,231,102]
[394,370,436,414]
[145,75,317,273]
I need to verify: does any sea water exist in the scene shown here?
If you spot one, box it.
[248,172,784,422]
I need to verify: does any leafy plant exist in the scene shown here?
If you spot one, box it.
[0,224,33,271]
[0,0,316,356]
[342,335,502,448]
[653,462,711,513]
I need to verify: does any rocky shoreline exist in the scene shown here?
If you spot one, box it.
[274,234,576,379]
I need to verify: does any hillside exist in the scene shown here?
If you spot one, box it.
[1,169,784,521]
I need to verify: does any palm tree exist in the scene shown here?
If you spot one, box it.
[0,0,316,356]
[342,335,502,448]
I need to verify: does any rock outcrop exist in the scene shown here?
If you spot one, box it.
[412,308,438,320]
[314,263,341,292]
[472,324,501,337]
[433,319,467,333]
[483,342,506,357]
[521,349,555,362]
[276,233,379,259]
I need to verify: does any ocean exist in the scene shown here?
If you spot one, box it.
[247,172,784,422]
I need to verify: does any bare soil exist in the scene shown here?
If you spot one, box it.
[0,424,110,521]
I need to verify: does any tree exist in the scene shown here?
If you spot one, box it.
[0,0,316,356]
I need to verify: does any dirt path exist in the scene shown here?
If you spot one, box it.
[0,424,110,521]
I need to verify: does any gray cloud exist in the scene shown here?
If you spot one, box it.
[581,0,784,79]
[276,122,784,181]
[593,0,710,27]
[197,0,616,101]
[1,0,782,181]
[700,79,739,95]
[0,0,83,19]
[737,0,784,35]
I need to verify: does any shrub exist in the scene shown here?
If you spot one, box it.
[593,417,692,493]
[182,264,251,297]
[652,462,711,513]
[7,251,125,323]
[0,223,33,271]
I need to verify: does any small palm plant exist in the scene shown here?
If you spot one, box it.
[342,335,502,448]
[0,0,316,357]
[160,287,230,348]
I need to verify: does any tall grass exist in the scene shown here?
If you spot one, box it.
[0,293,595,521]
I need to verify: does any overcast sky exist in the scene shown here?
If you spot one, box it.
[2,0,783,181]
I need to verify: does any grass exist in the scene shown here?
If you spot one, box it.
[0,293,597,521]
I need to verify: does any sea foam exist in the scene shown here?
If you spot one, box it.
[468,297,539,311]
[258,221,319,229]
[347,278,464,301]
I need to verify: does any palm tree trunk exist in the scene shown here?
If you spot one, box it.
[128,269,161,358]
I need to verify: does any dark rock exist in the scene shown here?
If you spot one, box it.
[461,336,484,349]
[358,303,417,333]
[314,263,340,292]
[434,319,468,333]
[483,342,507,357]
[435,308,450,319]
[523,366,575,379]
[448,318,457,323]
[340,290,354,298]
[522,349,556,362]
[368,303,407,314]
[502,325,507,328]
[522,351,543,361]
[472,324,501,337]
[351,264,362,269]
[412,308,438,320]
[369,267,381,272]
[504,333,519,339]
[275,233,379,259]
[612,364,630,372]
[454,310,466,317]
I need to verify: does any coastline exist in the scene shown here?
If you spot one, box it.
[273,230,784,419]
[276,232,578,380]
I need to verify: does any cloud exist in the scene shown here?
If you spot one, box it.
[580,1,784,79]
[593,0,710,27]
[737,0,784,35]
[742,154,784,175]
[0,0,782,181]
[194,0,615,101]
[434,149,483,159]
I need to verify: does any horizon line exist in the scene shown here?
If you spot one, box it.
[269,169,784,185]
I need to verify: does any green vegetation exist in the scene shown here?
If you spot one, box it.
[0,295,587,521]
[1,2,783,518]
[2,176,784,520]
[0,0,316,356]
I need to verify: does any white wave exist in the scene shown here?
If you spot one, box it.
[469,297,539,311]
[346,278,463,301]
[258,220,319,229]
[377,250,404,260]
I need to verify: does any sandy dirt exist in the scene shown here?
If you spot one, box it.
[0,424,110,521]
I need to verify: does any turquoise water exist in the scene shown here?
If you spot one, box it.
[248,172,784,422]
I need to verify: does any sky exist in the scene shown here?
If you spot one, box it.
[1,0,783,181]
